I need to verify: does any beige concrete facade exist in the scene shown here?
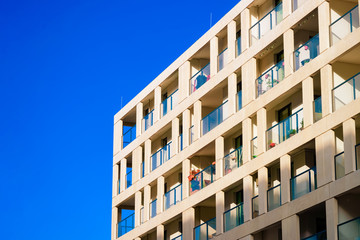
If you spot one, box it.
[113,0,360,239]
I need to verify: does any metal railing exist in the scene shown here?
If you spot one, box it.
[125,169,132,189]
[161,89,179,117]
[294,34,319,71]
[293,0,308,12]
[140,162,144,178]
[301,230,326,240]
[251,136,258,159]
[337,216,360,240]
[202,100,229,135]
[164,183,182,210]
[150,199,157,218]
[118,213,135,237]
[236,37,241,56]
[190,125,194,144]
[252,195,259,218]
[179,133,183,152]
[171,235,183,240]
[250,3,283,45]
[330,5,359,45]
[218,48,228,71]
[290,167,317,200]
[223,146,243,175]
[267,184,281,211]
[224,203,244,232]
[313,96,322,122]
[335,151,345,180]
[191,63,210,94]
[237,90,242,110]
[194,217,216,240]
[190,164,216,195]
[140,207,144,224]
[266,108,304,149]
[142,109,154,132]
[151,141,172,172]
[122,125,136,148]
[332,72,360,111]
[256,60,285,97]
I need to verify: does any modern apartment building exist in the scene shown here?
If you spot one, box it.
[112,0,360,239]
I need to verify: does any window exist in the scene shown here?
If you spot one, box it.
[235,135,242,149]
[277,104,291,122]
[275,50,284,64]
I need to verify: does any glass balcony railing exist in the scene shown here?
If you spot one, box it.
[190,125,194,144]
[330,5,359,45]
[335,151,345,180]
[338,216,360,240]
[171,235,183,240]
[161,89,179,117]
[140,207,144,224]
[356,143,360,170]
[252,195,259,218]
[251,136,258,159]
[237,91,242,110]
[302,230,326,240]
[143,109,154,132]
[179,133,183,152]
[332,72,360,111]
[140,162,144,178]
[218,48,228,71]
[250,3,283,45]
[125,169,132,189]
[164,183,182,210]
[266,108,304,150]
[224,203,244,232]
[293,0,308,12]
[194,217,216,240]
[151,141,172,172]
[202,100,229,135]
[191,63,210,94]
[256,60,285,97]
[313,96,322,122]
[291,167,317,200]
[267,184,281,211]
[122,125,136,148]
[224,146,243,175]
[294,34,319,71]
[236,37,241,56]
[150,199,157,218]
[118,213,135,237]
[190,164,216,195]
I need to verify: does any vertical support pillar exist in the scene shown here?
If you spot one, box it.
[244,175,254,222]
[157,224,165,240]
[132,146,142,183]
[316,130,335,187]
[136,102,143,136]
[257,108,267,155]
[228,73,237,115]
[243,118,252,164]
[216,191,225,235]
[182,207,195,240]
[326,198,339,240]
[210,36,219,76]
[179,61,191,102]
[194,100,202,141]
[241,8,250,51]
[182,109,191,148]
[144,139,151,175]
[112,164,119,197]
[242,58,257,106]
[120,158,127,192]
[239,236,254,240]
[320,64,333,117]
[343,118,356,175]
[182,159,191,199]
[282,215,300,240]
[227,20,237,62]
[215,136,225,180]
[135,191,142,227]
[318,1,331,53]
[157,176,165,214]
[280,154,291,204]
[113,119,123,154]
[284,29,294,77]
[154,86,162,122]
[302,77,314,128]
[111,207,118,240]
[144,185,151,222]
[258,167,268,215]
[172,117,180,155]
[283,0,292,19]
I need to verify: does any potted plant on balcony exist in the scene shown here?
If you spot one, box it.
[300,119,304,130]
[289,129,296,137]
[268,140,276,149]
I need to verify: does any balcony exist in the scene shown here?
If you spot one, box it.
[223,146,243,175]
[191,63,210,94]
[125,169,132,189]
[164,183,182,210]
[301,230,326,240]
[190,125,194,144]
[251,136,258,159]
[117,213,134,237]
[294,34,319,71]
[171,235,183,240]
[190,164,216,195]
[236,36,241,56]
[332,72,360,111]
[337,216,360,240]
[194,217,216,240]
[250,3,283,45]
[150,199,157,218]
[202,100,229,135]
[140,207,144,224]
[335,151,345,179]
[237,90,242,110]
[224,203,244,232]
[179,134,183,152]
[122,125,136,148]
[142,109,154,132]
[252,195,259,218]
[267,184,281,211]
[256,60,285,97]
[218,48,228,71]
[151,141,172,172]
[313,96,322,122]
[290,167,317,200]
[266,108,304,150]
[330,5,359,46]
[161,89,179,117]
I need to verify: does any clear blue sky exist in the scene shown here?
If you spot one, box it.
[0,0,239,239]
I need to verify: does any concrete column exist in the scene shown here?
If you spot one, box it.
[316,130,335,187]
[112,164,119,197]
[257,108,267,155]
[258,167,268,215]
[157,176,165,214]
[244,175,254,222]
[318,1,331,53]
[157,224,165,240]
[182,159,191,199]
[343,118,356,175]
[154,86,162,122]
[144,185,151,222]
[144,139,151,175]
[302,77,314,128]
[179,61,191,102]
[284,29,294,77]
[227,20,237,62]
[194,100,202,140]
[136,102,143,136]
[283,0,292,19]
[243,118,252,164]
[135,191,142,227]
[113,119,123,154]
[241,8,250,51]
[216,191,225,235]
[132,146,142,183]
[215,136,225,180]
[210,36,219,76]
[172,117,180,155]
[320,64,333,117]
[182,109,191,148]
[111,207,118,240]
[280,154,291,204]
[326,198,338,240]
[120,158,127,192]
[228,73,237,115]
[242,58,256,106]
[240,236,254,240]
[182,208,195,240]
[282,215,300,240]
